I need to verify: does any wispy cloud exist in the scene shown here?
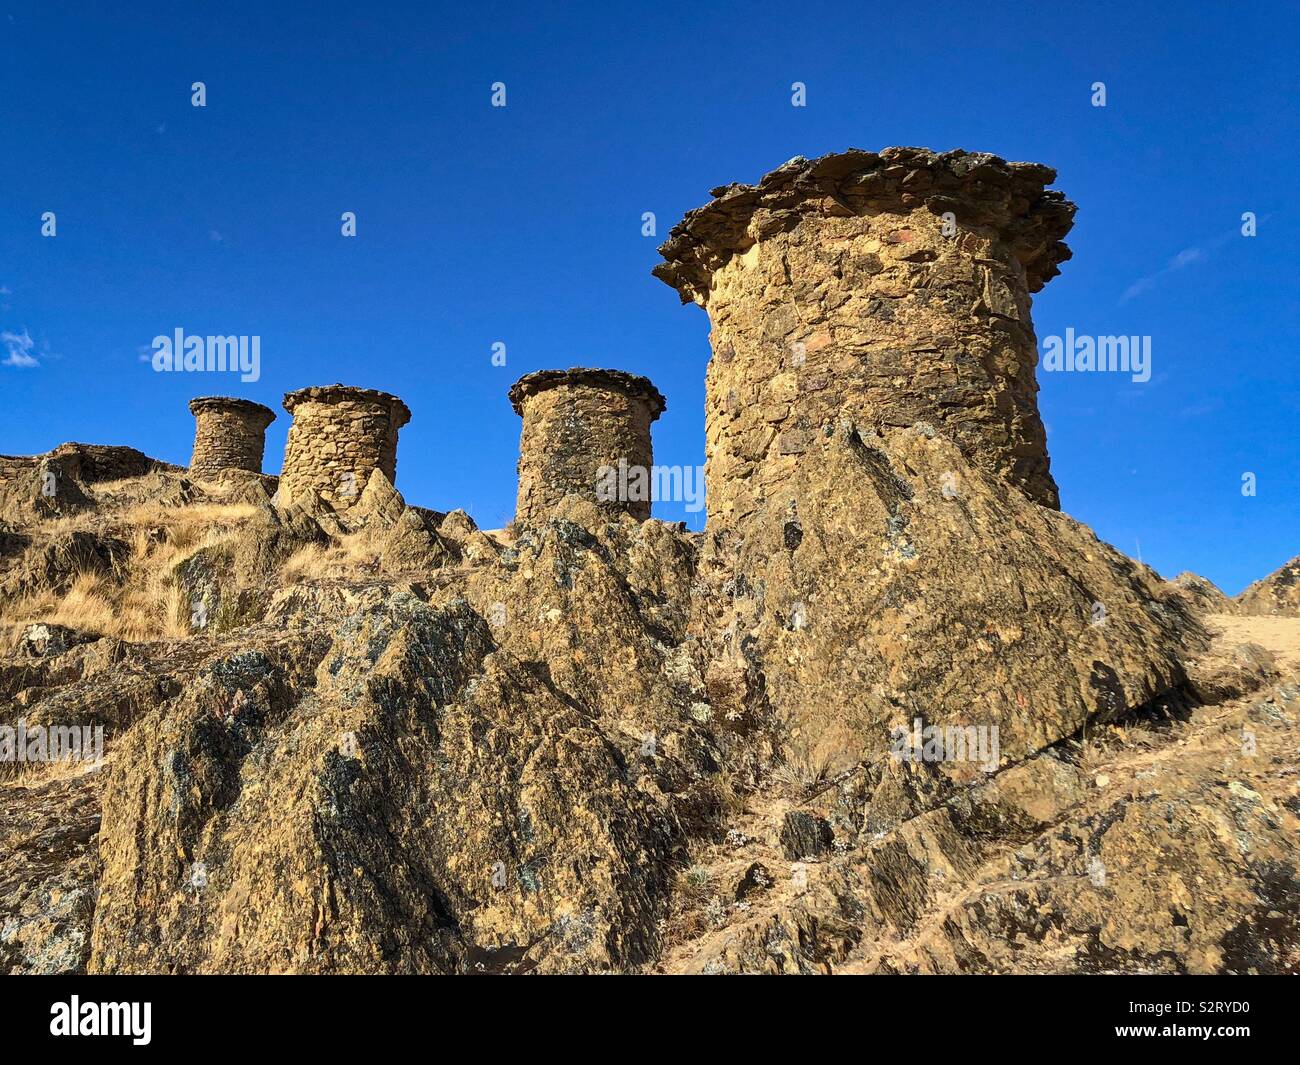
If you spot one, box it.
[209,229,225,243]
[2,328,39,368]
[1121,245,1208,304]
[1120,220,1260,304]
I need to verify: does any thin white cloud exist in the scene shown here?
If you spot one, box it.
[2,328,38,368]
[1120,222,1256,305]
[1120,245,1206,303]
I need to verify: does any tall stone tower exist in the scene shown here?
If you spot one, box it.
[654,147,1075,529]
[279,385,411,510]
[509,368,666,525]
[187,397,276,481]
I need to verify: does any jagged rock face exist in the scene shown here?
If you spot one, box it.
[0,451,1295,975]
[1237,556,1300,617]
[188,397,275,482]
[349,470,457,570]
[1,355,1296,969]
[172,507,329,634]
[1,443,167,487]
[0,773,100,974]
[687,422,1196,774]
[0,460,93,522]
[678,679,1300,975]
[1168,571,1236,622]
[89,556,712,973]
[2,530,129,601]
[0,449,188,526]
[655,147,1073,517]
[19,623,98,659]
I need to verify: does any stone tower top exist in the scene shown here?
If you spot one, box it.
[278,384,412,509]
[510,367,666,526]
[187,396,276,481]
[653,146,1073,518]
[508,368,666,420]
[188,396,276,426]
[282,384,412,427]
[653,146,1076,305]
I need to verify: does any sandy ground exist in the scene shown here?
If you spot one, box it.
[1206,612,1300,673]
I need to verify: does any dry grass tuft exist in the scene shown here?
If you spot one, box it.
[280,534,379,584]
[769,751,835,798]
[0,502,261,645]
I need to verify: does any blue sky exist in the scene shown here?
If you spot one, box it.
[1,0,1296,593]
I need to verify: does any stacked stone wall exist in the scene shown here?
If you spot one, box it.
[510,368,665,525]
[279,385,411,509]
[188,398,275,481]
[655,146,1076,530]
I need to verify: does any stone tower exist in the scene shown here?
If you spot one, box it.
[509,368,666,525]
[654,146,1076,529]
[187,397,276,481]
[279,385,411,509]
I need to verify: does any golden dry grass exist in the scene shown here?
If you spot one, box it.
[0,493,400,645]
[32,499,258,541]
[1,501,261,646]
[280,534,380,583]
[0,567,191,646]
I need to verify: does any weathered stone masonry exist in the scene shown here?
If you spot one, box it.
[654,146,1076,530]
[279,385,411,510]
[510,368,666,525]
[188,397,276,481]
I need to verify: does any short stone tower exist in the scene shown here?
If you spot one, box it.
[187,397,276,481]
[279,385,411,509]
[509,368,666,525]
[654,147,1076,528]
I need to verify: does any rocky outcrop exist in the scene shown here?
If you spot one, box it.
[172,506,328,634]
[0,772,101,974]
[1237,556,1300,617]
[1168,571,1236,621]
[0,150,1294,977]
[1,531,129,600]
[89,528,715,972]
[0,437,1293,974]
[685,420,1196,774]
